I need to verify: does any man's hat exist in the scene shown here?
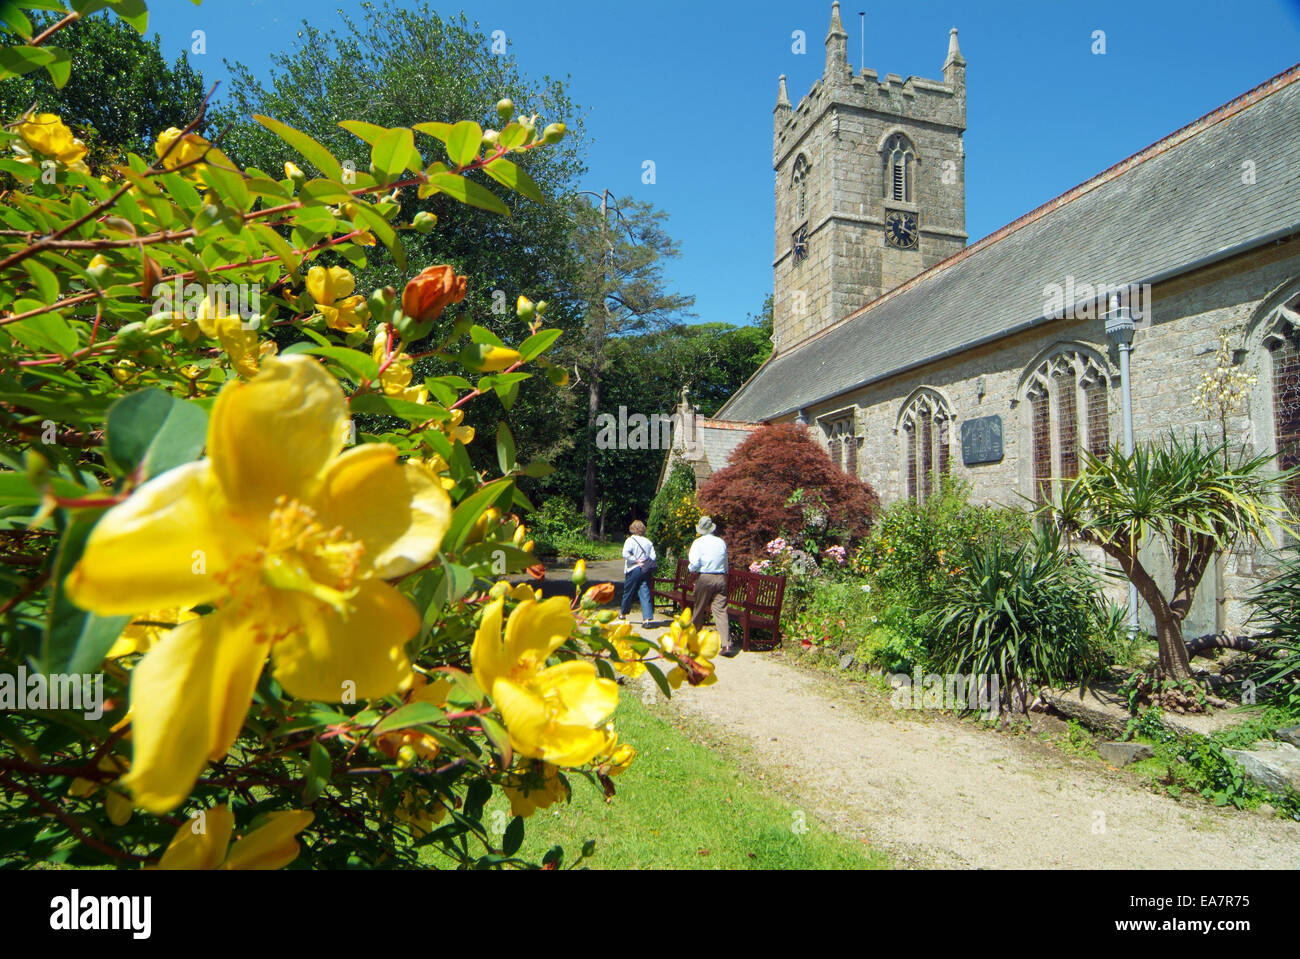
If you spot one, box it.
[696,516,716,535]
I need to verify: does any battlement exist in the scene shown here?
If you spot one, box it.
[775,68,964,166]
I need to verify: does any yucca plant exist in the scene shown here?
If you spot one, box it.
[928,525,1111,710]
[1046,434,1295,680]
[1246,544,1300,701]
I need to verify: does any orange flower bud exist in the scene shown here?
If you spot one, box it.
[401,264,467,326]
[584,582,615,605]
[527,563,546,581]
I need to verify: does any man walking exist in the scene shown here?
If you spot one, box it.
[688,516,737,657]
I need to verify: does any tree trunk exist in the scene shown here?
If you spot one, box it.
[583,366,600,538]
[1130,561,1193,679]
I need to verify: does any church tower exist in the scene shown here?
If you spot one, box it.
[772,3,968,354]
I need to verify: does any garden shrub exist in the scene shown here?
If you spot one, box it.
[854,476,1028,613]
[0,2,722,870]
[1246,543,1300,710]
[530,496,602,559]
[926,526,1115,703]
[697,423,878,563]
[647,460,699,560]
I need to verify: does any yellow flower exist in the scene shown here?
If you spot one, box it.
[393,789,448,837]
[16,112,87,170]
[606,621,645,678]
[155,804,313,870]
[371,326,428,403]
[307,265,367,334]
[107,608,200,659]
[502,761,569,818]
[661,609,721,688]
[154,127,228,175]
[64,356,453,813]
[471,596,619,766]
[440,408,474,446]
[68,754,133,826]
[595,726,636,777]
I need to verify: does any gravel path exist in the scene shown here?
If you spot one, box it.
[636,643,1300,869]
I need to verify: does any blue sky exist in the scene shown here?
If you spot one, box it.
[148,0,1300,328]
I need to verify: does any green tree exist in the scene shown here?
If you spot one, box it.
[1048,436,1294,680]
[216,0,588,475]
[565,193,694,536]
[0,11,205,166]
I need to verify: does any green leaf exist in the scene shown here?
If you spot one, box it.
[644,661,673,699]
[0,6,33,39]
[349,393,437,423]
[254,115,344,181]
[425,172,509,216]
[0,46,66,86]
[285,345,378,383]
[303,740,331,803]
[519,328,561,362]
[105,0,149,32]
[496,422,516,475]
[40,514,131,676]
[372,702,445,736]
[445,121,482,167]
[502,816,524,856]
[7,311,77,357]
[445,479,514,552]
[247,222,300,273]
[481,157,543,203]
[371,126,416,180]
[338,119,388,145]
[104,389,208,481]
[412,122,452,143]
[481,715,511,762]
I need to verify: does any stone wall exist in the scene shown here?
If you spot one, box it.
[784,239,1300,634]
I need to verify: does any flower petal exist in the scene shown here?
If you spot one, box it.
[270,579,416,702]
[312,445,451,578]
[471,597,508,693]
[538,660,620,728]
[124,611,269,813]
[222,810,314,870]
[157,804,234,870]
[504,597,575,666]
[494,677,610,767]
[64,462,235,616]
[207,355,346,515]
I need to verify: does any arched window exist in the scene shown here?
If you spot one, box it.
[792,154,810,224]
[821,413,858,476]
[898,390,952,500]
[882,134,915,203]
[1262,296,1300,507]
[1021,347,1113,501]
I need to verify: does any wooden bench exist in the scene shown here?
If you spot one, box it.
[651,560,786,652]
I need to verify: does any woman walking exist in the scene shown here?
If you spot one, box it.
[620,520,658,624]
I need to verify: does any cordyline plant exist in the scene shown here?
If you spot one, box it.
[1044,434,1295,682]
[0,0,722,869]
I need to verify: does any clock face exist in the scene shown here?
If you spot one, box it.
[885,210,918,250]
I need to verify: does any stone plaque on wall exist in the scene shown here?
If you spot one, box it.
[961,415,1003,466]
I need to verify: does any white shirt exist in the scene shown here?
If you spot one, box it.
[622,535,656,574]
[688,534,727,574]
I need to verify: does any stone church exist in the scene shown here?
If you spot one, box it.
[666,2,1300,634]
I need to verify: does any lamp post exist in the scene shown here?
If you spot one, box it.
[1105,294,1140,638]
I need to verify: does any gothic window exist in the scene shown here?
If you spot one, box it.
[1022,347,1113,501]
[792,154,810,224]
[882,134,915,204]
[822,414,858,476]
[1264,307,1300,508]
[899,390,952,501]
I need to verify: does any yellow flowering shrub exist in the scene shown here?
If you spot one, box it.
[0,1,718,870]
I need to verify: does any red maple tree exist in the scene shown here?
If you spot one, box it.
[697,423,879,562]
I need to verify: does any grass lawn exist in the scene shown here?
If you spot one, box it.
[482,693,889,870]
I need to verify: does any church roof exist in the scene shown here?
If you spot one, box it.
[720,63,1300,424]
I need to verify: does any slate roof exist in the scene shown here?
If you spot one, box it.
[720,63,1300,424]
